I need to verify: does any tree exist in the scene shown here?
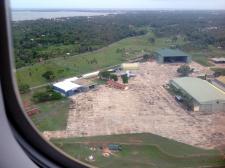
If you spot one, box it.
[172,36,178,42]
[99,71,111,80]
[42,71,55,81]
[121,74,129,84]
[110,74,118,81]
[18,83,30,94]
[148,37,155,44]
[143,53,154,61]
[177,65,194,76]
[32,89,63,103]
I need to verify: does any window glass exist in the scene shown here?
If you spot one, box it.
[10,0,225,167]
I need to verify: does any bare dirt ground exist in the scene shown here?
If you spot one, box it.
[43,61,225,149]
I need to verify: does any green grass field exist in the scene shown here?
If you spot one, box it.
[21,87,69,132]
[30,98,69,132]
[51,133,225,168]
[190,46,225,67]
[16,33,184,87]
[16,32,225,87]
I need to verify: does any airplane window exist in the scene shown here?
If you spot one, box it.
[8,0,225,167]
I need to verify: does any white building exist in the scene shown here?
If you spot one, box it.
[53,77,81,97]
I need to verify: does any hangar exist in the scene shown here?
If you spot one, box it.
[171,77,225,112]
[156,48,191,64]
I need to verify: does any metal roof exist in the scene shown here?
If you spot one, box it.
[157,48,190,57]
[53,77,81,92]
[73,78,95,86]
[211,58,225,62]
[53,81,81,92]
[171,77,225,104]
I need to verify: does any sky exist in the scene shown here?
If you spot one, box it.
[11,0,225,10]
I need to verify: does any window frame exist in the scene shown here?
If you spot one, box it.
[0,1,90,167]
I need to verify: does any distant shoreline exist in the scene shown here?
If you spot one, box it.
[12,9,121,12]
[11,9,225,22]
[11,11,119,21]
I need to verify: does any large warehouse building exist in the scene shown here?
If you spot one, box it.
[171,77,225,112]
[156,48,192,64]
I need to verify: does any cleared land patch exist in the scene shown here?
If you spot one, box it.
[43,61,225,149]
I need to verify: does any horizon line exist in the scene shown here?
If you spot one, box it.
[11,8,225,11]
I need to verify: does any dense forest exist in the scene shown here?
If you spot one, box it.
[12,11,225,68]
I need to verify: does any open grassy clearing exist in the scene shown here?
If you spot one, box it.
[15,23,225,87]
[16,33,184,87]
[20,88,69,132]
[51,133,225,168]
[190,46,225,67]
[191,53,214,67]
[30,98,69,132]
[38,44,79,57]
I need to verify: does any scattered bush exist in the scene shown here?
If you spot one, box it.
[18,83,30,94]
[32,88,63,103]
[172,36,178,42]
[121,74,129,84]
[99,71,111,80]
[148,37,155,44]
[143,53,154,61]
[42,70,55,81]
[177,65,194,76]
[99,71,119,81]
[110,74,118,81]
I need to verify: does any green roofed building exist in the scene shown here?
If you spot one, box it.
[156,48,191,64]
[171,77,225,112]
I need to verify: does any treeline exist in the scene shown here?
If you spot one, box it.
[12,14,146,68]
[12,11,225,68]
[152,11,225,50]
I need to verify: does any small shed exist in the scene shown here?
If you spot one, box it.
[211,58,225,64]
[156,48,191,64]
